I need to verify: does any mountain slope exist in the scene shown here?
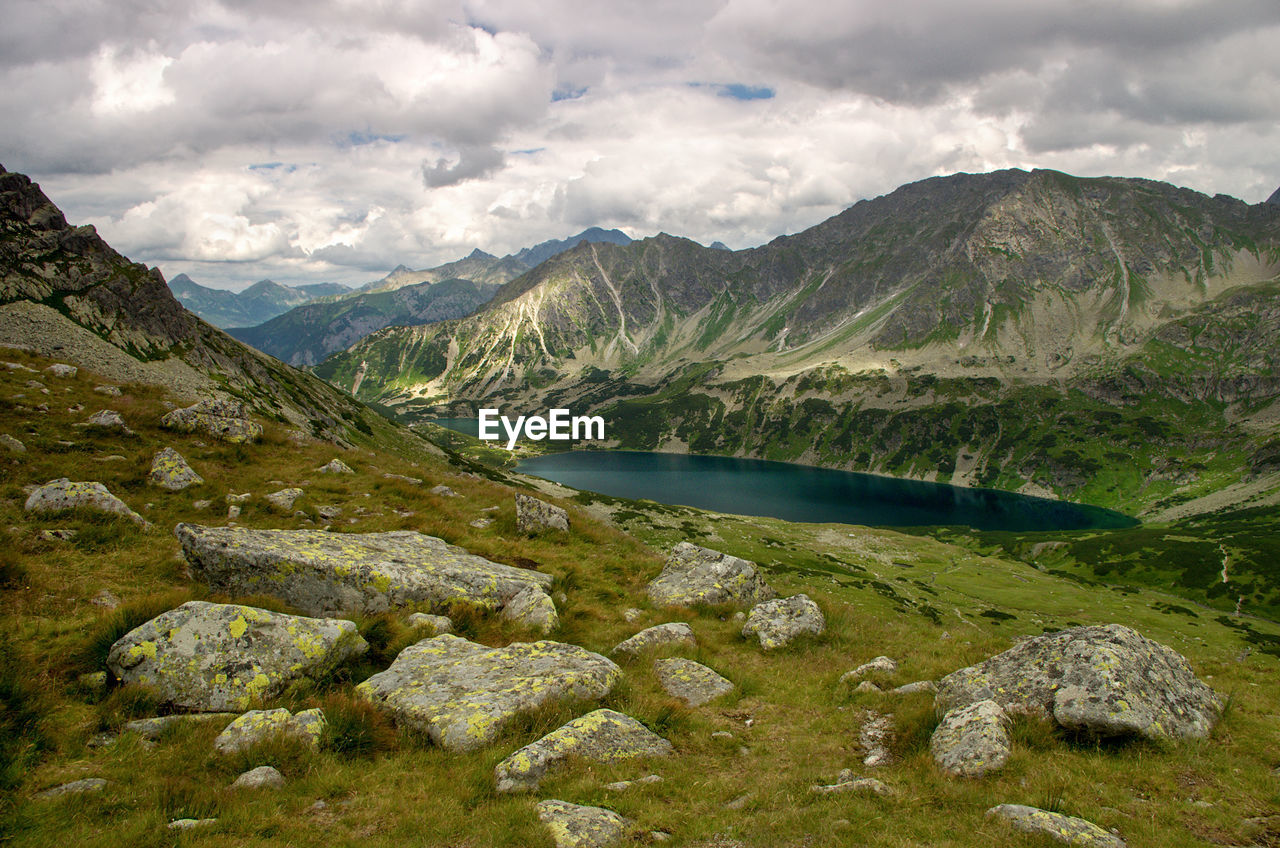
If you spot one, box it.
[0,164,389,445]
[168,274,351,328]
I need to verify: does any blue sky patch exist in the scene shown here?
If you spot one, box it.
[552,85,587,102]
[715,83,775,101]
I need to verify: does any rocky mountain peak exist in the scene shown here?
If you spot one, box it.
[1268,185,1280,206]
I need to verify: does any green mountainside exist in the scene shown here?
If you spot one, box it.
[168,274,351,329]
[317,169,1280,516]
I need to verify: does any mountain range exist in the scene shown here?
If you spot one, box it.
[314,168,1280,517]
[168,274,351,329]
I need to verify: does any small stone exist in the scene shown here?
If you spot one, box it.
[316,458,354,474]
[231,765,285,790]
[94,385,122,396]
[382,473,423,485]
[168,818,217,831]
[430,484,459,497]
[90,588,120,608]
[265,488,304,511]
[227,504,241,519]
[193,499,212,510]
[36,778,107,799]
[214,708,326,755]
[225,493,251,504]
[622,608,643,623]
[891,680,937,695]
[810,777,892,796]
[840,656,898,682]
[469,517,493,529]
[536,800,630,848]
[711,731,733,740]
[0,434,26,453]
[741,594,825,649]
[44,364,77,378]
[985,804,1126,847]
[80,409,128,431]
[316,505,342,521]
[854,681,882,694]
[405,613,453,636]
[515,492,569,533]
[39,529,77,542]
[724,794,750,810]
[77,671,108,694]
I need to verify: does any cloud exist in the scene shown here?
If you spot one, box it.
[422,145,506,187]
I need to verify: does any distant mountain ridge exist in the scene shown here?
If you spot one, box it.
[168,273,350,328]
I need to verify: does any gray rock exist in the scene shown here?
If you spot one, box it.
[430,484,459,497]
[355,635,620,751]
[383,473,423,485]
[892,680,937,695]
[501,584,559,633]
[91,588,120,608]
[860,710,894,768]
[0,434,26,453]
[810,777,891,796]
[622,608,643,623]
[605,774,663,791]
[148,448,203,491]
[94,385,122,396]
[469,517,492,529]
[316,505,342,521]
[406,613,453,636]
[231,765,285,789]
[741,594,825,649]
[653,658,734,707]
[495,708,673,793]
[80,409,128,431]
[227,504,241,519]
[175,524,556,620]
[930,699,1011,778]
[39,529,76,542]
[936,624,1221,740]
[647,543,776,608]
[77,671,108,694]
[107,601,366,711]
[44,363,77,378]
[536,800,630,848]
[515,492,569,533]
[25,478,150,528]
[611,622,696,657]
[124,713,238,740]
[36,778,107,799]
[840,656,898,682]
[986,804,1126,847]
[161,399,262,444]
[854,681,882,694]
[264,488,303,511]
[214,708,325,754]
[167,818,218,831]
[316,458,354,474]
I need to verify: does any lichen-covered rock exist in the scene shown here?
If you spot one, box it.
[231,765,285,789]
[36,778,107,799]
[316,458,354,474]
[106,601,366,711]
[1,433,26,453]
[653,657,734,707]
[611,622,696,657]
[515,492,569,533]
[495,708,673,793]
[175,524,555,619]
[646,543,776,608]
[741,594,825,649]
[213,708,326,754]
[406,613,453,635]
[94,385,122,396]
[810,777,891,796]
[930,699,1010,778]
[124,713,237,740]
[986,804,1126,847]
[430,484,459,497]
[264,487,303,511]
[892,680,937,695]
[81,409,127,430]
[25,477,150,527]
[537,800,630,848]
[935,624,1221,740]
[148,447,203,491]
[161,399,262,444]
[355,635,620,751]
[840,656,898,682]
[501,585,559,633]
[860,710,894,768]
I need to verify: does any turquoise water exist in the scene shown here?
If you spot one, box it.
[515,450,1137,531]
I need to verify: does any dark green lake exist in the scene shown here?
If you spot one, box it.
[514,450,1137,532]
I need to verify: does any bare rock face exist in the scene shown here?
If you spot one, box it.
[930,699,1011,778]
[935,624,1221,740]
[106,601,367,711]
[161,399,262,444]
[494,708,673,793]
[646,543,776,608]
[741,594,825,649]
[148,447,203,491]
[515,492,569,533]
[355,634,620,751]
[536,800,630,848]
[986,804,1126,848]
[653,658,734,707]
[175,523,555,620]
[25,477,150,528]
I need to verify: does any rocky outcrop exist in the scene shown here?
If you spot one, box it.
[355,635,620,751]
[646,543,776,608]
[930,699,1010,778]
[106,601,367,711]
[494,708,672,793]
[653,658,734,707]
[741,594,825,649]
[935,624,1221,740]
[25,478,150,527]
[148,448,203,491]
[175,524,555,620]
[986,805,1125,847]
[611,622,696,657]
[536,800,629,848]
[213,708,326,754]
[515,493,569,533]
[161,399,263,444]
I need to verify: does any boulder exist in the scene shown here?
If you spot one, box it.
[494,708,673,793]
[985,805,1125,848]
[213,708,326,754]
[935,624,1221,740]
[231,765,285,789]
[646,543,776,608]
[148,448,203,491]
[316,458,354,474]
[611,622,696,657]
[501,585,559,633]
[741,594,825,649]
[930,699,1011,778]
[406,613,453,636]
[80,409,128,431]
[264,488,303,511]
[174,524,556,620]
[355,635,620,751]
[25,478,150,528]
[653,658,734,707]
[106,601,367,711]
[537,800,630,848]
[161,399,262,444]
[515,493,569,533]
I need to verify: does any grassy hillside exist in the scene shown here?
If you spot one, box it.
[3,348,1278,848]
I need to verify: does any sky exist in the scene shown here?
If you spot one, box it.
[4,0,1280,291]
